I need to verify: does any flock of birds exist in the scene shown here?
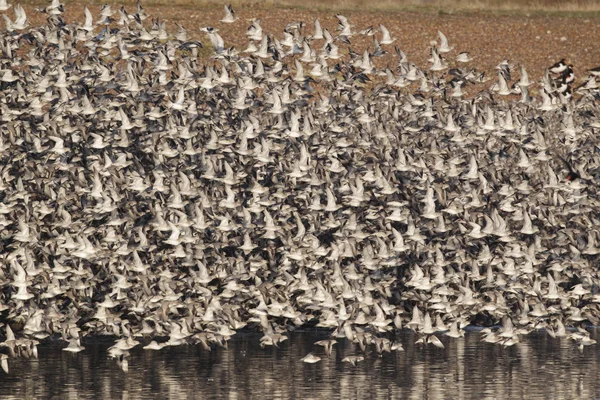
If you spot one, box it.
[1,1,600,372]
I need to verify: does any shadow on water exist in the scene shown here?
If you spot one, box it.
[1,330,600,399]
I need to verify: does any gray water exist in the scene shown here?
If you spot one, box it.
[1,330,599,400]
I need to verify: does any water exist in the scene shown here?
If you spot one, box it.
[1,330,600,399]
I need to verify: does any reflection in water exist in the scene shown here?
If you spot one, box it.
[0,330,599,399]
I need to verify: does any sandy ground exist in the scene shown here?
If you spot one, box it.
[15,4,600,85]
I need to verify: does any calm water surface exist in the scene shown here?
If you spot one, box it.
[1,330,600,399]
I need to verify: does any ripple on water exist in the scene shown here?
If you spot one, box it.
[0,331,600,399]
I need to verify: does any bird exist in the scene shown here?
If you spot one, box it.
[0,355,7,374]
[549,58,567,74]
[342,355,365,366]
[456,52,472,63]
[201,27,225,54]
[379,24,396,45]
[0,0,11,12]
[300,353,321,363]
[63,338,85,353]
[437,30,453,53]
[336,14,353,37]
[314,339,337,356]
[561,64,575,84]
[4,3,27,30]
[220,4,238,23]
[0,2,597,372]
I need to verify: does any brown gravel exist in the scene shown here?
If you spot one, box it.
[17,4,600,83]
